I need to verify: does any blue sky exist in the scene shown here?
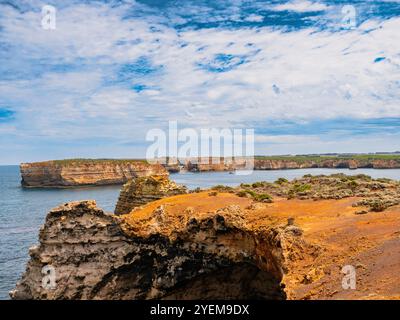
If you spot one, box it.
[0,0,400,164]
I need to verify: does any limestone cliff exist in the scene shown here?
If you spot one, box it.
[114,175,187,215]
[20,159,167,188]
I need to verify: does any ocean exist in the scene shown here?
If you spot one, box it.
[1,165,400,299]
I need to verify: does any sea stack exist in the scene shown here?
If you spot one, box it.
[114,175,187,215]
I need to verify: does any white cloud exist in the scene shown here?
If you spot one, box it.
[244,14,264,22]
[1,1,400,162]
[271,1,329,13]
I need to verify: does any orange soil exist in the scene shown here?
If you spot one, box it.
[121,191,400,300]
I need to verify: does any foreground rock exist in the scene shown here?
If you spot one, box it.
[114,175,187,215]
[20,159,167,188]
[11,198,310,300]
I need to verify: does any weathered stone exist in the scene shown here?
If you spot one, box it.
[10,199,308,300]
[114,175,187,215]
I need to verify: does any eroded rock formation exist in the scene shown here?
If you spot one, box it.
[10,198,309,300]
[20,159,167,187]
[114,175,187,215]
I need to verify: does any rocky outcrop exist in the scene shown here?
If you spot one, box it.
[114,175,187,215]
[20,159,167,188]
[10,198,309,300]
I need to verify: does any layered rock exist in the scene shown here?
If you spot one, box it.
[10,197,309,300]
[20,159,167,188]
[114,175,187,215]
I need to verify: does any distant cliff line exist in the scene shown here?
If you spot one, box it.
[161,154,400,172]
[175,155,400,172]
[20,156,400,187]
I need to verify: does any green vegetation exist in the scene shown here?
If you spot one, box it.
[253,193,273,202]
[211,185,234,191]
[236,189,273,203]
[275,177,288,185]
[239,183,251,188]
[288,183,312,198]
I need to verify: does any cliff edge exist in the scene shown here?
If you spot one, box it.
[114,175,187,215]
[10,198,309,300]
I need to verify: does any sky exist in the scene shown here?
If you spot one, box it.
[0,0,400,164]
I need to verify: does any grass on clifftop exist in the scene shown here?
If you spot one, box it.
[254,154,400,163]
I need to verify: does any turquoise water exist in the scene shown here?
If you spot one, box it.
[1,165,400,299]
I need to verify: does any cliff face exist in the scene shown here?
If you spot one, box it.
[114,175,187,215]
[10,198,308,300]
[20,157,400,184]
[20,160,167,188]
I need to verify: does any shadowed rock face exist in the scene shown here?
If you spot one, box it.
[114,175,187,215]
[10,199,306,300]
[161,263,284,300]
